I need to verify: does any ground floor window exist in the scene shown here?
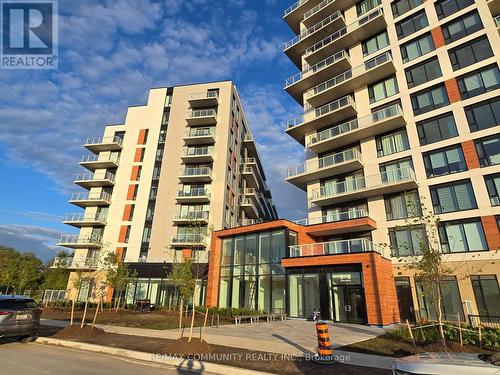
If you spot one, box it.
[471,275,500,320]
[416,277,464,321]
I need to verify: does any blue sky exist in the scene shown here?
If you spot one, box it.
[0,0,307,261]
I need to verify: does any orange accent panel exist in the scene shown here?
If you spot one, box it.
[182,249,193,260]
[118,225,129,243]
[122,204,133,221]
[126,185,137,200]
[431,27,445,48]
[137,129,148,145]
[115,247,126,260]
[462,140,480,170]
[134,148,144,163]
[481,216,500,251]
[130,166,140,181]
[445,78,461,104]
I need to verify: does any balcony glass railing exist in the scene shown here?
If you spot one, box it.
[294,209,368,226]
[180,167,212,177]
[75,172,115,182]
[171,233,206,244]
[85,136,123,146]
[187,109,217,118]
[177,188,210,198]
[306,52,392,98]
[186,128,215,137]
[289,238,383,257]
[58,234,102,245]
[307,104,403,146]
[80,155,120,164]
[305,7,383,57]
[53,256,99,269]
[183,147,213,156]
[287,148,361,177]
[174,211,210,220]
[70,191,112,202]
[284,11,342,50]
[304,0,335,20]
[311,167,416,200]
[64,213,107,223]
[495,15,500,27]
[284,0,308,16]
[189,91,219,100]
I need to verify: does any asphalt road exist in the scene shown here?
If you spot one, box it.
[0,341,205,375]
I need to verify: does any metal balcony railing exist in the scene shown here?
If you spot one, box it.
[70,191,112,202]
[294,209,368,226]
[286,148,361,177]
[307,104,403,146]
[173,211,210,221]
[85,136,123,146]
[171,233,206,244]
[180,167,212,177]
[284,0,308,16]
[310,167,416,200]
[177,188,210,198]
[304,0,335,20]
[187,109,217,118]
[64,213,107,223]
[284,11,343,50]
[495,15,500,27]
[75,172,115,182]
[289,238,383,257]
[243,134,253,141]
[185,128,215,137]
[58,234,102,245]
[189,91,219,100]
[80,155,120,164]
[52,256,99,270]
[183,147,213,156]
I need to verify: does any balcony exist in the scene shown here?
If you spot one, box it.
[305,7,386,66]
[303,0,356,28]
[243,134,258,156]
[284,0,323,34]
[495,15,500,32]
[79,154,119,171]
[488,0,500,17]
[243,188,264,213]
[284,11,345,68]
[241,218,263,226]
[287,238,383,258]
[305,52,394,107]
[179,167,212,182]
[286,148,363,190]
[52,256,99,270]
[84,136,123,153]
[285,50,351,104]
[170,233,207,247]
[285,95,357,144]
[63,213,107,228]
[240,198,259,219]
[294,209,376,236]
[310,167,418,206]
[181,147,214,163]
[186,109,217,125]
[57,235,102,249]
[74,172,115,189]
[184,128,216,145]
[188,91,219,107]
[176,188,211,203]
[307,104,405,153]
[69,192,112,207]
[173,211,210,224]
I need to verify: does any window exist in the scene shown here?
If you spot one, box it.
[417,112,458,145]
[392,0,423,18]
[369,75,399,103]
[380,157,413,182]
[357,0,381,16]
[423,144,467,177]
[465,97,500,132]
[376,128,410,157]
[384,190,420,220]
[389,226,426,256]
[400,33,434,63]
[439,219,488,252]
[430,179,477,213]
[411,84,449,115]
[362,31,389,57]
[442,11,483,44]
[396,10,428,39]
[405,57,442,88]
[457,65,500,100]
[449,36,493,71]
[485,174,500,206]
[475,135,500,167]
[124,226,131,243]
[471,275,500,319]
[416,277,464,320]
[435,0,474,20]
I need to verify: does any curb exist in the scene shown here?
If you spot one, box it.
[35,337,275,375]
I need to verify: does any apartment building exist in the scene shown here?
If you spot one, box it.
[205,0,500,325]
[55,81,278,304]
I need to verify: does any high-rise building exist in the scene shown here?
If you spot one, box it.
[55,81,278,303]
[206,0,500,325]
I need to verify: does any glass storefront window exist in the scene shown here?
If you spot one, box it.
[219,278,231,309]
[258,275,271,312]
[245,234,257,265]
[259,233,270,264]
[234,236,244,265]
[271,230,286,264]
[416,278,464,320]
[272,274,285,314]
[221,238,232,265]
[288,274,303,317]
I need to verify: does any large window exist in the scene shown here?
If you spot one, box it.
[442,11,483,44]
[362,31,389,57]
[423,144,467,178]
[376,128,410,157]
[435,0,474,20]
[485,173,500,206]
[405,57,442,88]
[384,190,421,220]
[416,112,458,145]
[411,84,449,116]
[465,97,500,132]
[369,75,399,103]
[448,36,493,71]
[380,157,413,182]
[430,179,477,214]
[392,0,423,18]
[438,219,488,252]
[471,275,500,319]
[357,0,381,16]
[416,277,464,320]
[400,33,434,63]
[475,135,500,167]
[396,10,428,39]
[457,65,500,100]
[389,226,426,257]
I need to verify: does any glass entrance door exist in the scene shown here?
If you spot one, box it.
[330,285,366,324]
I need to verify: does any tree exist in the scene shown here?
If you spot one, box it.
[0,246,43,294]
[41,251,71,290]
[104,253,137,312]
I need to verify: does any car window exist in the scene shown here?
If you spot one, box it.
[0,299,37,309]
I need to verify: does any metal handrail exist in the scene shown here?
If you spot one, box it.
[58,234,102,244]
[183,147,213,156]
[64,213,107,223]
[75,172,115,182]
[185,128,215,137]
[294,209,368,225]
[189,91,219,100]
[304,0,335,20]
[284,0,308,17]
[171,234,207,244]
[173,211,210,220]
[52,256,99,269]
[284,11,343,50]
[287,148,361,177]
[80,154,120,163]
[180,167,212,176]
[177,188,210,198]
[187,109,217,118]
[289,238,383,257]
[70,191,112,202]
[85,136,123,145]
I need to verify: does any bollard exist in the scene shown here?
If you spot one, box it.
[313,322,335,364]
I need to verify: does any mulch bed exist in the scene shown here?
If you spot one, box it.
[49,326,391,375]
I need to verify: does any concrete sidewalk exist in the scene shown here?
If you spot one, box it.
[41,319,394,369]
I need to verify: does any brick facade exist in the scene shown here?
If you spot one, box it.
[462,140,480,170]
[431,26,445,49]
[481,215,500,251]
[444,78,461,104]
